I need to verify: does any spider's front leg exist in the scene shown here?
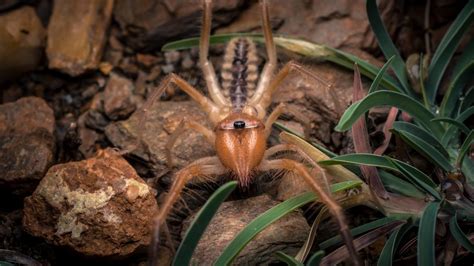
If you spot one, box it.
[258,158,362,266]
[149,156,227,266]
[165,119,216,168]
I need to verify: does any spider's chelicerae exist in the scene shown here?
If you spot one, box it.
[141,0,362,265]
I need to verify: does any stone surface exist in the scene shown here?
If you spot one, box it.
[217,0,398,51]
[103,73,137,120]
[182,194,309,265]
[0,6,45,82]
[113,0,244,51]
[105,101,214,174]
[23,149,157,257]
[47,0,114,76]
[271,59,374,148]
[0,97,55,197]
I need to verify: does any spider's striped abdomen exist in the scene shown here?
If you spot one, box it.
[221,38,258,112]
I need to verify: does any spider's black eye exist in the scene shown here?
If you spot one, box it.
[233,120,246,129]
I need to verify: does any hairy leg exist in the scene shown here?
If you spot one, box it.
[259,158,362,266]
[149,156,226,266]
[251,61,335,118]
[252,0,277,110]
[200,0,228,107]
[264,103,312,138]
[166,119,215,168]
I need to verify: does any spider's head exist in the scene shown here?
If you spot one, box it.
[215,113,266,186]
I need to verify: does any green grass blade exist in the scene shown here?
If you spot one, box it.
[173,181,238,266]
[274,252,304,266]
[441,106,474,146]
[449,212,474,253]
[426,0,474,103]
[368,56,395,94]
[439,39,474,117]
[391,127,454,172]
[379,170,425,198]
[417,201,441,266]
[392,121,449,157]
[366,0,409,93]
[319,217,400,250]
[319,153,440,199]
[335,91,444,138]
[459,87,474,113]
[377,223,412,266]
[214,180,362,265]
[431,117,471,135]
[390,160,441,200]
[457,130,474,167]
[307,250,325,266]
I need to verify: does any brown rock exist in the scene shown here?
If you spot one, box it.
[0,6,45,82]
[104,73,137,120]
[47,0,114,76]
[23,149,157,257]
[113,0,244,51]
[182,194,309,265]
[0,97,55,197]
[105,101,214,174]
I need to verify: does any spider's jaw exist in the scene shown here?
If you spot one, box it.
[215,113,266,186]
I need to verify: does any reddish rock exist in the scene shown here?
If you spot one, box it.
[23,149,157,257]
[103,73,137,120]
[47,0,114,76]
[182,194,309,265]
[0,97,55,197]
[0,6,45,82]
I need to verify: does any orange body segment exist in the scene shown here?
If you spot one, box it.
[215,113,266,186]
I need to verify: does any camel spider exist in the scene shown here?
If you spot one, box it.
[140,0,362,265]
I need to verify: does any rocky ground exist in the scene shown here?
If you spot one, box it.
[0,0,469,265]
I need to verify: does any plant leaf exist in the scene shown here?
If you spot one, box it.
[368,56,395,94]
[274,252,304,266]
[457,130,474,167]
[319,153,440,199]
[417,201,441,266]
[319,217,400,250]
[173,181,238,266]
[391,123,454,172]
[374,107,399,155]
[295,208,328,262]
[335,91,444,138]
[320,220,405,265]
[449,212,474,253]
[307,250,325,266]
[379,170,425,198]
[377,222,412,266]
[215,181,362,265]
[459,87,474,113]
[426,0,474,103]
[439,38,474,117]
[366,0,410,94]
[431,117,470,135]
[441,106,474,146]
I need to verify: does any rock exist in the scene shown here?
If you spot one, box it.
[23,149,157,257]
[105,101,214,175]
[182,194,309,265]
[113,0,244,51]
[103,73,137,120]
[217,0,398,52]
[0,6,45,82]
[47,0,114,76]
[271,59,374,148]
[0,97,55,197]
